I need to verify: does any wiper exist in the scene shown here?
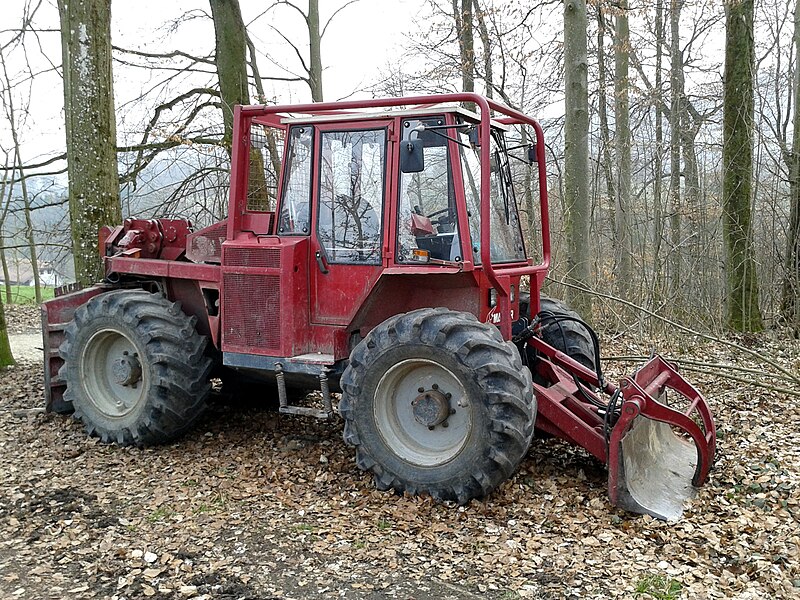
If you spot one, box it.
[494,148,511,224]
[417,123,472,148]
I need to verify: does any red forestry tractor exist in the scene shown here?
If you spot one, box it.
[42,94,715,520]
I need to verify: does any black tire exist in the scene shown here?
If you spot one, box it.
[339,308,535,504]
[517,293,596,372]
[537,297,596,371]
[59,290,212,446]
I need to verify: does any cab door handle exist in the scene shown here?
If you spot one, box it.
[315,251,329,274]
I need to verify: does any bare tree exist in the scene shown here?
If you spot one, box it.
[668,0,683,303]
[452,0,475,105]
[614,0,631,296]
[0,48,42,302]
[57,0,121,286]
[259,0,360,102]
[564,0,592,315]
[723,0,763,331]
[782,0,800,333]
[209,0,249,149]
[0,292,12,367]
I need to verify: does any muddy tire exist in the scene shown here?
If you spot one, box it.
[339,308,535,504]
[59,290,212,446]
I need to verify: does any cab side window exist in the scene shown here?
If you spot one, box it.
[317,129,386,264]
[396,117,460,262]
[278,126,313,235]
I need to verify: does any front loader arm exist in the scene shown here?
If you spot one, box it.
[528,338,716,521]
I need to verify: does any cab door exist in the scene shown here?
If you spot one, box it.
[310,122,392,325]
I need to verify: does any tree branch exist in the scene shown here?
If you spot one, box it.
[112,45,215,65]
[321,0,361,39]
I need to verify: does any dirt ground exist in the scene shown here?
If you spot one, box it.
[1,304,798,599]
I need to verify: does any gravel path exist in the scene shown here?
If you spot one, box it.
[9,333,43,362]
[0,304,798,599]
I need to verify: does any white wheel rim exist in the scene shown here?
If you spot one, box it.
[373,358,472,467]
[80,327,148,418]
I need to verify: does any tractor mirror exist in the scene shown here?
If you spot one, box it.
[527,144,537,164]
[400,139,425,173]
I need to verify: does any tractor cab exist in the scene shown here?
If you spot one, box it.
[273,109,528,270]
[210,99,546,367]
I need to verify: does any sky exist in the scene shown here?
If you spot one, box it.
[1,0,418,170]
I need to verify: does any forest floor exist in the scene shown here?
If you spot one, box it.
[1,303,799,599]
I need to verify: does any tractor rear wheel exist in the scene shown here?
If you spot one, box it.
[340,308,535,504]
[60,290,212,446]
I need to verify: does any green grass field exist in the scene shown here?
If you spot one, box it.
[2,285,55,304]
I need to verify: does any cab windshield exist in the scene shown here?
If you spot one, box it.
[459,128,526,264]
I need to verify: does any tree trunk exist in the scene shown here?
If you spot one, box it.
[20,176,41,303]
[308,0,324,102]
[0,166,12,303]
[653,0,665,309]
[614,0,631,297]
[722,0,762,331]
[596,5,615,208]
[57,0,121,287]
[0,238,10,304]
[473,0,493,98]
[209,0,249,148]
[782,1,800,334]
[668,0,682,307]
[563,0,592,316]
[452,0,475,109]
[210,0,270,210]
[0,293,12,367]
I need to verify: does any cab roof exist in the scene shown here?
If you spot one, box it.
[258,105,510,131]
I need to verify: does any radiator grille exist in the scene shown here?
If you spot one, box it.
[186,221,227,264]
[225,246,281,269]
[223,273,280,350]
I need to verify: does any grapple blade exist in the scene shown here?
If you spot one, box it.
[607,356,716,521]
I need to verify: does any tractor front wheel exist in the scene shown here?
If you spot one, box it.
[340,308,535,504]
[60,290,212,446]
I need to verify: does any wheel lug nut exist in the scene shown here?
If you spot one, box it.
[450,408,456,415]
[122,351,128,356]
[428,425,435,431]
[442,421,449,428]
[432,384,439,390]
[445,392,452,399]
[418,387,425,393]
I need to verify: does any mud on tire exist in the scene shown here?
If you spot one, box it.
[339,308,535,504]
[59,290,212,446]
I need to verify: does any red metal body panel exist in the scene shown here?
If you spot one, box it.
[42,285,111,412]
